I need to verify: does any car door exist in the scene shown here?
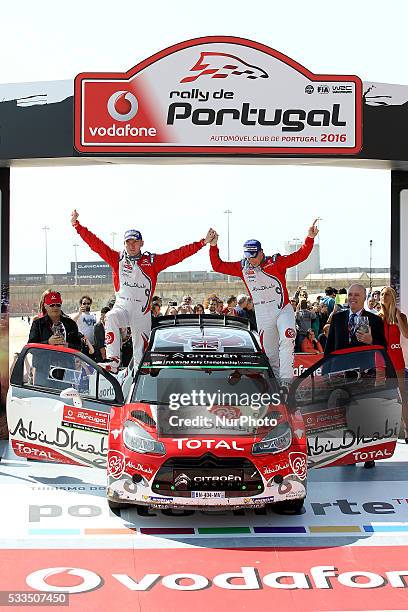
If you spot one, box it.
[7,344,124,468]
[287,345,402,468]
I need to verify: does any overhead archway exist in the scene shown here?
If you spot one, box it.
[1,36,408,414]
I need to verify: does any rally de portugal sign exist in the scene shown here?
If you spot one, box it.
[74,36,362,155]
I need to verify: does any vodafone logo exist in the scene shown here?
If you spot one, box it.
[107,91,138,122]
[285,328,296,339]
[26,567,102,594]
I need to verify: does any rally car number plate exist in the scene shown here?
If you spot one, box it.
[191,491,226,499]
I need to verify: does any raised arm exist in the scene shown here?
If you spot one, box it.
[154,228,215,272]
[209,231,243,277]
[71,209,119,268]
[277,236,314,269]
[154,240,205,272]
[277,219,318,269]
[209,246,242,277]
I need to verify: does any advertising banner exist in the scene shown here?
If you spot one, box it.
[294,352,322,376]
[2,546,408,611]
[75,36,362,155]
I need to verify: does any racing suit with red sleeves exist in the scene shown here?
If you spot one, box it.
[210,236,314,381]
[74,221,206,367]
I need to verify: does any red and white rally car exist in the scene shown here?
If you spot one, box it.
[7,315,401,513]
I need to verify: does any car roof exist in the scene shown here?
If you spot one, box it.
[151,313,253,331]
[150,315,259,353]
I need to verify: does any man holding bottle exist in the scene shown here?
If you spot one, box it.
[28,291,81,350]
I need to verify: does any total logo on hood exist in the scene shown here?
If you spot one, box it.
[172,439,245,451]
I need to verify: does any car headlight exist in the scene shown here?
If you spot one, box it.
[123,420,165,455]
[252,421,292,455]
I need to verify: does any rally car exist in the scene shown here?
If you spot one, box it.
[7,315,402,513]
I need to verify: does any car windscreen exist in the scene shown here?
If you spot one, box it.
[132,366,281,436]
[151,327,256,352]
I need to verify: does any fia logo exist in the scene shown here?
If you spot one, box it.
[318,85,330,94]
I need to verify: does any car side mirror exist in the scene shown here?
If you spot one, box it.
[60,387,82,408]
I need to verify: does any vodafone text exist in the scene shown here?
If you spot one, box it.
[27,565,408,593]
[88,125,157,138]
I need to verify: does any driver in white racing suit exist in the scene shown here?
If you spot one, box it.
[71,209,215,372]
[209,220,319,383]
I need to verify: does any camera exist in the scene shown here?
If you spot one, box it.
[168,301,177,306]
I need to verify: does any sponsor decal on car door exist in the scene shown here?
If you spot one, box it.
[7,345,124,467]
[288,346,401,468]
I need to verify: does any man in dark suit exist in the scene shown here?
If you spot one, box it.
[325,284,386,354]
[324,284,387,469]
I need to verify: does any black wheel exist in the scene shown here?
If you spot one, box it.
[270,498,305,515]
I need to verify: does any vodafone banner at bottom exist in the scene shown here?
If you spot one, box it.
[2,547,408,611]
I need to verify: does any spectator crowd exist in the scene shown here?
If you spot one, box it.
[24,284,388,365]
[21,283,408,466]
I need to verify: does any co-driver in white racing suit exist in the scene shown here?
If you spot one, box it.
[72,210,216,372]
[209,220,319,383]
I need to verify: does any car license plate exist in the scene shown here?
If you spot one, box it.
[191,491,225,499]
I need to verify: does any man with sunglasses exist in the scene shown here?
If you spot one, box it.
[71,209,215,373]
[209,220,319,385]
[28,291,82,350]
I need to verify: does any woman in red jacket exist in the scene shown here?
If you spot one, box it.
[379,286,408,441]
[300,328,323,354]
